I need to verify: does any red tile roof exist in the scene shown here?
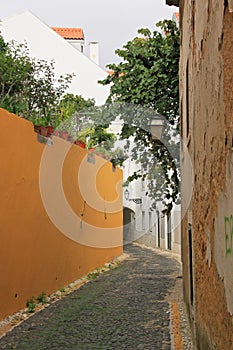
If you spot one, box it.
[174,12,179,21]
[51,27,84,40]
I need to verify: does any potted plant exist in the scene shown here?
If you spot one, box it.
[53,130,60,136]
[109,147,127,167]
[33,119,48,137]
[60,130,69,140]
[74,140,86,148]
[31,115,53,138]
[46,125,54,136]
[94,146,111,160]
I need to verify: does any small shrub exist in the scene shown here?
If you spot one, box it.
[26,296,36,313]
[87,271,100,280]
[36,291,47,304]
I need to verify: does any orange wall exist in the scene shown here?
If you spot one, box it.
[0,108,123,320]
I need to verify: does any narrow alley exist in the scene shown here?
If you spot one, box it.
[0,244,192,350]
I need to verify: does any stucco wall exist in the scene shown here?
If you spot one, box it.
[0,108,123,320]
[180,1,233,349]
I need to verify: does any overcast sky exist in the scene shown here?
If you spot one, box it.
[1,0,177,68]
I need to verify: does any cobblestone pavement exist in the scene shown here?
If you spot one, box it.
[0,244,192,350]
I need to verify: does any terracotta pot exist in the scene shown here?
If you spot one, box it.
[60,131,69,140]
[96,152,104,157]
[40,126,48,137]
[53,130,59,136]
[34,125,41,134]
[74,140,86,148]
[68,135,74,143]
[46,126,54,136]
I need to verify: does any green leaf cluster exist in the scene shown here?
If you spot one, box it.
[0,36,73,125]
[100,20,179,125]
[99,20,180,213]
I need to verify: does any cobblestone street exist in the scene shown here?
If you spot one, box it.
[0,244,192,350]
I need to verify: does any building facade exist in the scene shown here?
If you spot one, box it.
[109,118,181,253]
[122,160,181,254]
[179,1,233,348]
[0,11,109,105]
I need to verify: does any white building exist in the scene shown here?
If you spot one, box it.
[0,11,110,106]
[108,119,181,254]
[122,157,181,254]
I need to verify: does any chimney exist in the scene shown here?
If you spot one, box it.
[89,42,99,65]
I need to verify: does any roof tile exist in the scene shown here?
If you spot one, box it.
[51,27,84,40]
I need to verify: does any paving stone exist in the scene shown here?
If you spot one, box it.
[0,244,183,350]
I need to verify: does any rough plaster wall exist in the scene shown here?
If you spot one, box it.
[180,0,196,318]
[181,0,233,348]
[215,152,233,314]
[214,2,233,315]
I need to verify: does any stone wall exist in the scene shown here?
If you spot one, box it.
[180,1,233,348]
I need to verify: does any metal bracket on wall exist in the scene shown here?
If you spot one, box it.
[37,134,53,146]
[87,153,95,164]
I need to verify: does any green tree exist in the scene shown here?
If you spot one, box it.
[100,20,179,123]
[56,93,95,129]
[99,20,180,213]
[0,39,31,115]
[0,35,73,125]
[58,94,95,118]
[54,93,96,136]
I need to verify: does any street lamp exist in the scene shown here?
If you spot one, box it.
[150,113,164,140]
[124,188,142,204]
[124,188,130,201]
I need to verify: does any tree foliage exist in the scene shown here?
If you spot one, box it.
[100,20,179,122]
[58,94,95,119]
[0,35,125,167]
[99,20,180,213]
[0,35,73,125]
[56,93,96,131]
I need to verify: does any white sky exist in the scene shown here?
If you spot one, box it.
[0,0,177,68]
